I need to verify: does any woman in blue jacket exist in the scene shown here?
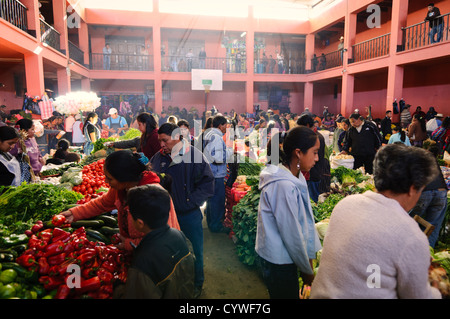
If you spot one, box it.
[256,126,322,299]
[388,125,411,146]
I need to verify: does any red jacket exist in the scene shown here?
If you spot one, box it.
[70,171,180,251]
[141,128,161,160]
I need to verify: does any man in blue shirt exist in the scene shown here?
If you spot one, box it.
[104,108,128,137]
[203,115,234,233]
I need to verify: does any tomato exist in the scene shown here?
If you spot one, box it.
[52,214,66,227]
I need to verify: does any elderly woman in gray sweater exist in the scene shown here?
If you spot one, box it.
[311,144,442,299]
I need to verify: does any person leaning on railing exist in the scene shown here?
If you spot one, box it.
[425,3,445,44]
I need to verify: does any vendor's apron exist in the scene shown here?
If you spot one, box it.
[83,123,101,155]
[109,117,125,137]
[0,152,21,186]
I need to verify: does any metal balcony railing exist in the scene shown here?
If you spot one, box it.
[161,56,247,73]
[402,12,450,51]
[0,0,28,32]
[310,50,342,72]
[90,53,154,71]
[68,41,84,65]
[351,33,390,63]
[255,58,306,74]
[40,18,60,51]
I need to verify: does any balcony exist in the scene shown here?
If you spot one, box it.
[161,55,247,73]
[0,0,28,32]
[310,50,342,73]
[402,12,450,51]
[255,58,306,74]
[90,53,154,71]
[68,41,84,65]
[351,33,390,63]
[40,18,60,52]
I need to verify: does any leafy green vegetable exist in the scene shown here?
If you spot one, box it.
[92,137,116,153]
[118,128,142,141]
[0,183,83,236]
[331,166,369,185]
[41,162,79,177]
[311,193,345,222]
[232,181,261,267]
[237,161,264,177]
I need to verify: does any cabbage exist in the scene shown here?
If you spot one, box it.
[434,251,450,260]
[315,219,330,240]
[69,173,83,186]
[316,249,322,264]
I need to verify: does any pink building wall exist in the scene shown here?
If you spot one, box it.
[0,65,25,109]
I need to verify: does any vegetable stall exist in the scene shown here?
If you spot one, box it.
[0,150,129,299]
[228,160,450,298]
[1,140,450,299]
[0,125,146,299]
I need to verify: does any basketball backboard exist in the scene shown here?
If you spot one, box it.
[191,69,223,91]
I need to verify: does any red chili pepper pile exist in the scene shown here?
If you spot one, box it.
[72,159,109,204]
[17,215,130,299]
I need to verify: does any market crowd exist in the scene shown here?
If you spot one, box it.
[0,100,449,299]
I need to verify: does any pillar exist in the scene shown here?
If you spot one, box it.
[52,0,68,53]
[340,73,354,117]
[343,12,357,66]
[386,65,404,123]
[386,0,408,122]
[304,82,313,113]
[57,67,71,96]
[22,0,41,39]
[152,0,162,115]
[246,81,254,114]
[340,10,357,116]
[389,0,409,55]
[79,20,90,66]
[24,53,45,97]
[81,78,91,91]
[245,5,255,114]
[305,33,315,72]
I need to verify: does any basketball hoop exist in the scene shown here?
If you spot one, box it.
[202,79,212,94]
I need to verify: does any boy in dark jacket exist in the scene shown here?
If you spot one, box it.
[120,184,195,299]
[425,3,444,44]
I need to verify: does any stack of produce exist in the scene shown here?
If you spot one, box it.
[224,175,251,234]
[92,128,142,155]
[223,158,264,238]
[0,183,83,237]
[71,159,108,203]
[40,162,80,178]
[429,248,450,298]
[0,259,47,299]
[231,176,260,267]
[7,215,128,299]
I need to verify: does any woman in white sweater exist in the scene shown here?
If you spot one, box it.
[311,144,442,299]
